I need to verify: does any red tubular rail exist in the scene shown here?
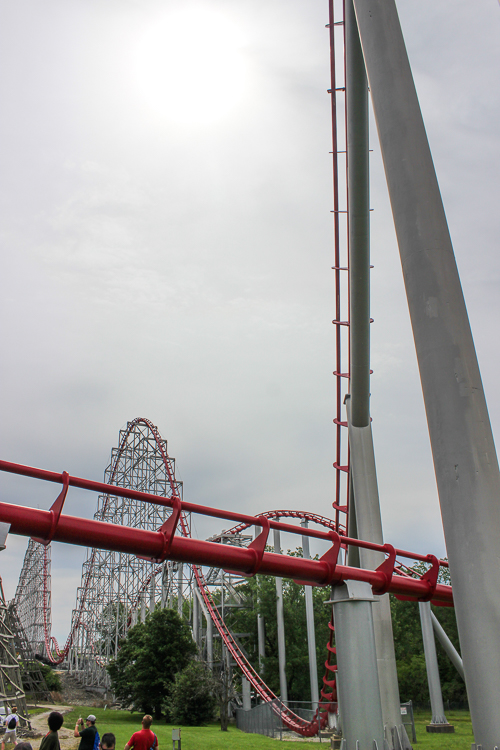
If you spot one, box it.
[0,459,452,606]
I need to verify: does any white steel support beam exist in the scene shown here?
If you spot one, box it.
[418,602,450,728]
[346,397,410,749]
[352,2,500,747]
[431,611,465,681]
[301,520,319,711]
[273,524,288,705]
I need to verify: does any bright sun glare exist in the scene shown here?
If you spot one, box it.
[135,7,248,126]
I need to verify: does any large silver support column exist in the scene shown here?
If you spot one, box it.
[344,4,407,745]
[242,676,251,711]
[192,583,200,648]
[346,0,370,429]
[418,602,450,728]
[431,612,465,681]
[194,586,213,667]
[257,612,265,673]
[206,608,213,668]
[346,398,409,749]
[177,563,183,617]
[255,528,266,674]
[140,594,146,623]
[274,524,288,705]
[161,564,168,607]
[149,575,155,613]
[352,3,500,747]
[301,521,319,710]
[332,581,385,750]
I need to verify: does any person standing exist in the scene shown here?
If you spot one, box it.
[74,714,99,750]
[1,705,19,750]
[124,716,158,750]
[100,733,116,750]
[39,711,64,750]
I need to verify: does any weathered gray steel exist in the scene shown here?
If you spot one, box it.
[352,1,500,746]
[331,581,385,750]
[346,0,370,429]
[430,611,465,681]
[419,602,448,725]
[273,526,288,704]
[301,521,319,710]
[346,397,410,749]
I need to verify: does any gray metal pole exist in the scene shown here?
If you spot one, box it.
[206,609,213,669]
[255,527,266,674]
[344,5,409,744]
[352,2,500,747]
[273,524,288,705]
[161,564,168,607]
[418,602,449,727]
[346,397,410,749]
[257,613,265,673]
[431,611,465,681]
[192,583,200,648]
[346,0,370,429]
[242,676,251,711]
[194,587,213,667]
[331,581,385,750]
[177,563,183,617]
[301,520,319,711]
[149,575,155,612]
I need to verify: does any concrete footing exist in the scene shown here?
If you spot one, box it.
[426,723,455,733]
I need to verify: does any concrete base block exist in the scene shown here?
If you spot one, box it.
[426,723,455,733]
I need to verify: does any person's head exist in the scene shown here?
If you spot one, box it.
[11,706,17,714]
[48,712,64,732]
[86,715,97,726]
[141,716,152,729]
[100,733,116,750]
[15,744,32,750]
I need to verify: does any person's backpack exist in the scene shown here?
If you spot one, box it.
[8,717,17,730]
[150,734,157,750]
[92,730,100,750]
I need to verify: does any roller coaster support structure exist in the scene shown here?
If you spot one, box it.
[331,581,385,750]
[344,0,407,746]
[301,521,319,711]
[273,524,288,705]
[352,1,500,747]
[418,602,453,732]
[430,612,464,682]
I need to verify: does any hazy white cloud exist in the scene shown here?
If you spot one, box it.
[1,0,499,644]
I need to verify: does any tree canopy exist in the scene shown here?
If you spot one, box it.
[107,607,197,717]
[223,553,466,707]
[166,660,218,725]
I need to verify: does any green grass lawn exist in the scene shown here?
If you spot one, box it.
[60,706,475,750]
[410,710,473,750]
[62,707,300,750]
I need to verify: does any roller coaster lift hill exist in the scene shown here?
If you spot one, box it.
[3,1,500,749]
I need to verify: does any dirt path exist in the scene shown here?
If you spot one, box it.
[27,706,78,750]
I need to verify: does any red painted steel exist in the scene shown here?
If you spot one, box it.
[0,461,453,604]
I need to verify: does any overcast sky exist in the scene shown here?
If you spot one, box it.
[1,0,499,644]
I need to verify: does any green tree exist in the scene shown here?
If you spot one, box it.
[390,561,467,705]
[166,661,217,725]
[107,608,197,717]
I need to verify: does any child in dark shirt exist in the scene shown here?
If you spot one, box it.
[39,711,64,750]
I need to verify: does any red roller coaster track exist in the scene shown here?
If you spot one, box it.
[1,440,451,737]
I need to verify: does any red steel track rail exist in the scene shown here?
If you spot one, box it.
[0,459,453,605]
[2,455,452,735]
